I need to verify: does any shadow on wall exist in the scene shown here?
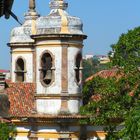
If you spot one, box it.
[0,93,10,118]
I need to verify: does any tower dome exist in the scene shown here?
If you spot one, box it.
[36,0,84,35]
[10,1,39,44]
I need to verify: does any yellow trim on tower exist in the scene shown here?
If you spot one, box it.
[14,130,107,139]
[16,131,29,137]
[58,9,69,34]
[87,131,107,138]
[29,11,37,35]
[12,51,33,54]
[36,42,83,48]
[16,131,79,138]
[31,19,36,35]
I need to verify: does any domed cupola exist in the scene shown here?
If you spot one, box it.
[36,0,84,35]
[9,0,40,83]
[10,0,39,44]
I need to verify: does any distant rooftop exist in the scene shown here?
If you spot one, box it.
[0,69,10,73]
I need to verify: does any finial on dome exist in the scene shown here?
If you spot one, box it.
[24,0,39,20]
[49,0,68,10]
[29,0,36,12]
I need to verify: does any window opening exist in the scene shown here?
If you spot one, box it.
[40,53,53,85]
[75,53,82,83]
[15,58,25,82]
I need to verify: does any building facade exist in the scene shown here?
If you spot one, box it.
[6,0,106,139]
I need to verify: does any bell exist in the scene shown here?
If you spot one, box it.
[43,70,52,80]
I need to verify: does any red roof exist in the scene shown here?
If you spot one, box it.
[85,69,119,82]
[4,82,87,119]
[5,82,35,117]
[0,70,10,73]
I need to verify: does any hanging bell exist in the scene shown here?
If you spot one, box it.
[43,70,52,81]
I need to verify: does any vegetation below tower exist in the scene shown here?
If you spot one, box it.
[81,26,140,139]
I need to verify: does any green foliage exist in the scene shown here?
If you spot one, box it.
[119,101,140,140]
[105,125,120,140]
[81,26,140,139]
[110,26,140,71]
[80,75,138,125]
[0,123,16,140]
[83,58,109,81]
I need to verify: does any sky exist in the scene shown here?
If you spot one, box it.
[0,0,140,69]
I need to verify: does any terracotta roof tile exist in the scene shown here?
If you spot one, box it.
[5,82,35,117]
[85,69,119,82]
[3,82,90,119]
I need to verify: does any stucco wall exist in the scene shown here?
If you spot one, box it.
[36,99,61,114]
[68,47,82,94]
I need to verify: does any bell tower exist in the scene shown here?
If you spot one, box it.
[9,0,87,115]
[33,0,87,115]
[9,0,39,83]
[8,0,90,139]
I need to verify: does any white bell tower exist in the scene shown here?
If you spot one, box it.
[8,0,90,139]
[9,0,87,115]
[33,0,87,115]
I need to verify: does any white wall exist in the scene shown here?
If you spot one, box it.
[68,100,80,114]
[68,47,82,94]
[36,47,62,94]
[38,126,60,132]
[67,46,82,113]
[36,99,61,114]
[15,136,28,140]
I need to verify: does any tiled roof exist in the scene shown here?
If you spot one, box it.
[5,82,35,117]
[4,82,90,119]
[85,69,119,82]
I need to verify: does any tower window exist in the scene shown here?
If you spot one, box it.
[15,58,25,82]
[75,53,82,84]
[40,52,55,86]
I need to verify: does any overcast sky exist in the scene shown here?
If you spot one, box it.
[0,0,140,69]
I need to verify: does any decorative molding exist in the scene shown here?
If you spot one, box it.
[8,43,34,47]
[34,94,82,100]
[12,51,34,54]
[36,43,83,48]
[31,34,87,40]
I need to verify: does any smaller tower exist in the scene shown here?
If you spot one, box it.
[9,0,39,83]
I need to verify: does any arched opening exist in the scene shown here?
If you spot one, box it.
[15,58,25,82]
[40,52,54,86]
[75,53,82,84]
